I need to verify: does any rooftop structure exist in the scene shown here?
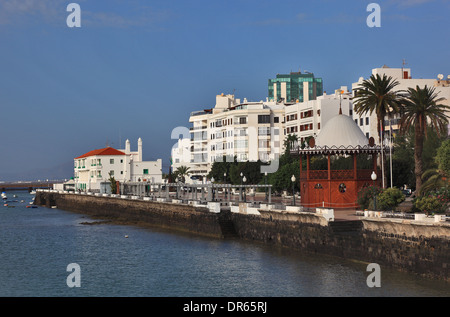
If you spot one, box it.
[268,71,323,103]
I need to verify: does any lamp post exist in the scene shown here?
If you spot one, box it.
[264,171,268,202]
[371,171,377,211]
[291,175,296,206]
[240,172,243,201]
[175,177,179,199]
[211,177,215,201]
[223,172,227,199]
[242,176,247,202]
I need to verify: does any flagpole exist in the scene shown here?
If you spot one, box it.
[389,119,393,188]
[380,119,385,189]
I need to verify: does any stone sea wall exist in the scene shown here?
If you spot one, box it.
[34,191,450,281]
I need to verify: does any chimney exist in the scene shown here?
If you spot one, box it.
[125,139,130,155]
[138,138,143,161]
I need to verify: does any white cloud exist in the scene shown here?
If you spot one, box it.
[0,0,170,29]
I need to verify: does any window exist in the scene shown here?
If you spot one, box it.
[109,170,114,176]
[120,159,123,163]
[235,140,248,148]
[258,127,271,135]
[360,118,363,126]
[239,117,247,124]
[274,117,279,123]
[258,115,271,124]
[143,169,149,175]
[258,140,270,148]
[110,159,114,164]
[366,117,369,125]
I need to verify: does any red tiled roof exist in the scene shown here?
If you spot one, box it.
[75,147,126,159]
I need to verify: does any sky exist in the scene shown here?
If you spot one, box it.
[0,0,449,181]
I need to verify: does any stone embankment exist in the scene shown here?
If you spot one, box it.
[35,190,450,281]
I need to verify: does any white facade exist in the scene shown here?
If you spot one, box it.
[172,93,285,180]
[74,138,162,192]
[284,87,353,143]
[352,66,450,139]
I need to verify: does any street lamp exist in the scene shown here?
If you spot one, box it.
[223,172,227,199]
[240,172,244,201]
[242,176,247,202]
[211,177,215,201]
[264,171,268,202]
[371,171,377,211]
[175,177,179,199]
[291,175,296,206]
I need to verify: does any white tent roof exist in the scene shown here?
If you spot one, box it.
[315,114,368,148]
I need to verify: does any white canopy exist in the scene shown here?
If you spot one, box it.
[315,114,368,148]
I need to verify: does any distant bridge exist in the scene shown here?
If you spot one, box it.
[0,181,63,192]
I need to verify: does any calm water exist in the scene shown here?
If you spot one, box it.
[0,190,449,297]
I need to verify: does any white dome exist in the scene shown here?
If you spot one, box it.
[315,114,368,148]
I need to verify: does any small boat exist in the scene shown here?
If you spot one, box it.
[26,205,38,209]
[1,192,7,201]
[30,191,36,195]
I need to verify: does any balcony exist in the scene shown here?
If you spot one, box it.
[190,126,207,131]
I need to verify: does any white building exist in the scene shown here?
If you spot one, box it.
[352,65,450,139]
[172,93,285,181]
[284,87,353,143]
[73,138,162,192]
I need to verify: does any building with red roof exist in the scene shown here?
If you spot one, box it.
[72,138,162,192]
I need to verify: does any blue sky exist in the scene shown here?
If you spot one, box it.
[0,0,449,181]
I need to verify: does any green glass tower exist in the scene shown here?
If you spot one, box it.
[268,71,323,103]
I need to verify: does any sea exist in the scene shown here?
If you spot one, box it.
[1,190,449,300]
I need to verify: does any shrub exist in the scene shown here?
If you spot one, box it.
[415,196,445,215]
[376,187,405,211]
[357,185,383,210]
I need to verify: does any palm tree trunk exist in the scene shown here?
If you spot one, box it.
[414,123,424,194]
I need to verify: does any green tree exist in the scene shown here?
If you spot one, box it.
[420,139,450,195]
[174,165,191,183]
[207,155,236,183]
[436,139,450,177]
[108,172,117,194]
[283,133,298,155]
[399,85,449,194]
[391,131,415,189]
[267,160,299,193]
[353,74,404,188]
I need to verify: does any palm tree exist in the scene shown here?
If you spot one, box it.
[399,85,449,194]
[174,165,191,183]
[353,73,404,187]
[419,167,448,196]
[284,133,299,154]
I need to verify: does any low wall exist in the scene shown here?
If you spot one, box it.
[230,211,450,281]
[35,191,224,238]
[35,191,450,281]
